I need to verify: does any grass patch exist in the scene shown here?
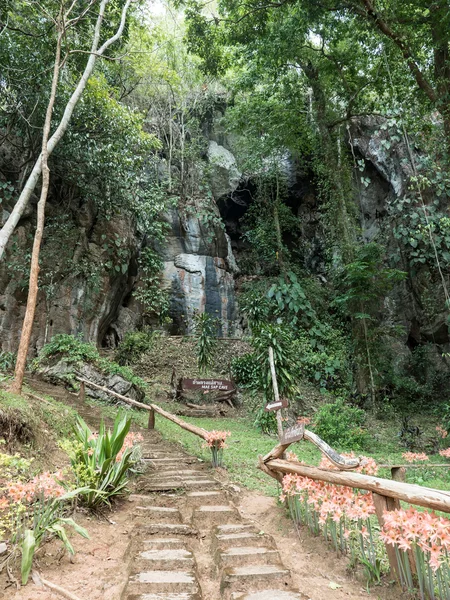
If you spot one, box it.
[0,386,78,446]
[83,396,450,496]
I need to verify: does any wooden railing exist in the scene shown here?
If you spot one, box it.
[258,428,450,579]
[77,377,209,441]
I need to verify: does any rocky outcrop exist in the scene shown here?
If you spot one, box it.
[207,141,242,199]
[0,200,139,354]
[349,116,413,241]
[36,359,145,402]
[349,116,450,349]
[159,208,239,336]
[0,144,243,352]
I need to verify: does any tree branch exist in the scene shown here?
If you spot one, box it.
[359,0,437,103]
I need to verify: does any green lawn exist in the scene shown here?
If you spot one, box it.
[85,398,450,496]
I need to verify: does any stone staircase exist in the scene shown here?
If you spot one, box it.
[122,433,310,600]
[26,376,309,599]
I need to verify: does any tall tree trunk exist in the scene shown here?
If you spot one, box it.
[9,0,133,393]
[273,173,287,279]
[301,59,355,261]
[0,0,133,262]
[11,15,63,395]
[431,3,450,157]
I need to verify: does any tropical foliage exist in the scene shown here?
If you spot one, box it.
[63,414,143,508]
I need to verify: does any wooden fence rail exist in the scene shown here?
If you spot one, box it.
[258,434,450,583]
[76,377,209,441]
[259,457,450,513]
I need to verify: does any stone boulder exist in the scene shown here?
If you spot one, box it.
[36,359,146,403]
[207,141,242,199]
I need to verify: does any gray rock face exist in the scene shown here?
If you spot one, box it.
[0,210,138,354]
[207,141,242,199]
[160,208,239,336]
[349,115,450,348]
[0,197,240,354]
[350,116,414,197]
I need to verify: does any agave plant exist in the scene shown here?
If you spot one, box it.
[67,413,143,508]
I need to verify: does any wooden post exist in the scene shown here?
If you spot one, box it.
[391,466,406,482]
[372,493,401,579]
[268,347,284,440]
[79,381,85,402]
[373,492,416,581]
[148,408,155,430]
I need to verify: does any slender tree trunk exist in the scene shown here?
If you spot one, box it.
[9,0,133,393]
[0,0,133,262]
[268,347,284,441]
[361,315,376,406]
[11,15,63,394]
[273,173,287,279]
[168,102,173,192]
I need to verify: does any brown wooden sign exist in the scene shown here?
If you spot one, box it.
[264,397,288,412]
[281,423,305,445]
[181,378,235,392]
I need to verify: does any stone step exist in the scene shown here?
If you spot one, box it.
[231,592,310,600]
[221,565,291,598]
[215,524,258,535]
[133,506,182,523]
[140,479,219,493]
[217,547,281,569]
[136,524,198,537]
[148,474,212,483]
[192,505,240,528]
[141,538,189,550]
[127,594,200,600]
[185,491,227,507]
[139,481,186,492]
[129,494,182,509]
[134,548,195,571]
[128,570,199,595]
[213,533,276,552]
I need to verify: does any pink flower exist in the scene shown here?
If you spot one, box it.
[116,432,144,462]
[439,448,450,459]
[436,425,448,439]
[402,452,429,463]
[202,430,231,450]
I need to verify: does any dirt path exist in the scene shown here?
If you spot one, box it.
[5,380,403,600]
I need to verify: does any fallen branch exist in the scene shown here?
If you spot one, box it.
[26,392,54,406]
[31,571,85,600]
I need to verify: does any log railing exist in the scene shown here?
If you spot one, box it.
[258,431,450,581]
[76,377,209,441]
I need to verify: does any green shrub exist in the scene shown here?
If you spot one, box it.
[115,331,154,366]
[231,353,260,389]
[62,413,143,508]
[292,327,351,392]
[19,487,88,584]
[36,334,99,364]
[312,398,369,450]
[254,406,278,434]
[251,323,298,400]
[0,351,15,373]
[34,334,147,392]
[193,312,219,373]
